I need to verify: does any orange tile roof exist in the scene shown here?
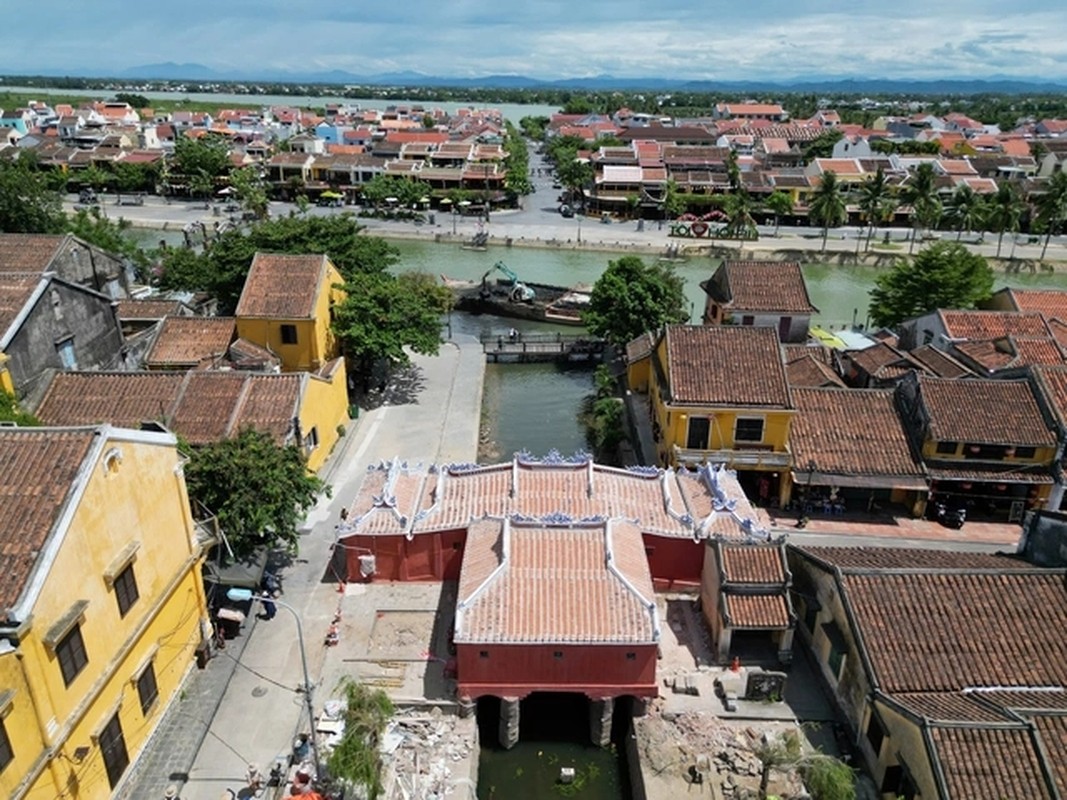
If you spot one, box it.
[343,458,769,544]
[235,253,330,319]
[0,272,45,339]
[145,316,236,368]
[790,388,925,480]
[916,375,1055,446]
[939,309,1051,340]
[702,260,818,315]
[1000,288,1067,319]
[114,299,184,320]
[931,727,1054,799]
[845,569,1067,692]
[454,518,657,644]
[797,547,1032,571]
[36,371,302,446]
[0,428,97,610]
[0,233,67,273]
[722,594,790,628]
[719,543,785,583]
[662,325,791,408]
[909,345,973,378]
[786,354,845,387]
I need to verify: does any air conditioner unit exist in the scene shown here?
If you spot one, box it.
[358,554,376,579]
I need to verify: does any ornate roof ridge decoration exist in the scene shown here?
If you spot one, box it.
[604,518,661,643]
[515,448,593,467]
[699,463,772,542]
[446,461,487,474]
[508,511,613,527]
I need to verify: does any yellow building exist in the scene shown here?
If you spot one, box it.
[235,253,345,373]
[788,545,1067,800]
[0,425,210,800]
[898,371,1057,520]
[637,325,794,505]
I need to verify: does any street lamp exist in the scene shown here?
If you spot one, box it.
[226,588,322,783]
[577,213,582,245]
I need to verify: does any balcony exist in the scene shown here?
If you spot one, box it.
[672,445,791,470]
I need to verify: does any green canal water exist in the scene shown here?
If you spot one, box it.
[476,695,630,800]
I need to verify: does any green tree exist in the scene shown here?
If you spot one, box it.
[808,170,847,252]
[0,390,40,426]
[580,365,625,463]
[583,256,687,347]
[855,167,894,251]
[754,730,855,800]
[326,678,393,800]
[80,164,111,194]
[66,208,148,271]
[986,181,1024,258]
[1034,170,1067,260]
[173,132,232,181]
[900,163,941,254]
[360,174,429,208]
[868,241,994,328]
[764,191,794,237]
[113,92,150,109]
[112,161,154,194]
[180,428,328,557]
[331,271,452,382]
[229,166,270,219]
[801,130,844,161]
[160,214,401,311]
[722,189,758,240]
[0,151,65,233]
[944,184,987,242]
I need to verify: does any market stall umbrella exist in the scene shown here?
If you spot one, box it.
[321,190,343,199]
[216,187,236,196]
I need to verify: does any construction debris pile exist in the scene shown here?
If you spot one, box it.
[636,707,806,799]
[380,707,477,800]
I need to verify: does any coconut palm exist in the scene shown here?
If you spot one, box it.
[808,170,847,252]
[764,190,794,237]
[722,188,758,240]
[855,167,894,251]
[944,184,987,241]
[900,162,942,254]
[1034,170,1067,260]
[987,181,1024,258]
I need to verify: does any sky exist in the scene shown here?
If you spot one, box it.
[5,1,1067,83]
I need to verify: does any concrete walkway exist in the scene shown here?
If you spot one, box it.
[119,335,485,800]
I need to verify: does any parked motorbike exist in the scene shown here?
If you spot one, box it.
[930,499,966,529]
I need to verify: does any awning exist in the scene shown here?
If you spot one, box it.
[201,546,269,590]
[791,470,928,491]
[927,467,1053,485]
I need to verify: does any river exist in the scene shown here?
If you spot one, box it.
[131,230,1067,457]
[2,84,559,124]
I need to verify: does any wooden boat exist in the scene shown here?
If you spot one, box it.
[441,274,591,326]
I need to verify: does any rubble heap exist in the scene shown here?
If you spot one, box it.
[380,707,477,800]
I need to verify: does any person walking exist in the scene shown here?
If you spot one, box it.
[260,591,277,620]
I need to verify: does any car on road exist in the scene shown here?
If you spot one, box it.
[559,204,574,218]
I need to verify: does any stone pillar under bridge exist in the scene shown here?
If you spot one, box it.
[498,696,520,750]
[589,697,614,747]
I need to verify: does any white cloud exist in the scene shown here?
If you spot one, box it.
[2,3,1066,81]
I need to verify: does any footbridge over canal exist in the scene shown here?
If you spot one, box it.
[480,332,606,363]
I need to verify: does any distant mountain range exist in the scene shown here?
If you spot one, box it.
[23,62,1067,94]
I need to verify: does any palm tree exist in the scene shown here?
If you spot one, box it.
[987,181,1024,258]
[944,184,987,241]
[808,170,847,252]
[900,162,942,254]
[764,190,794,237]
[855,167,894,251]
[722,189,758,240]
[1034,170,1067,260]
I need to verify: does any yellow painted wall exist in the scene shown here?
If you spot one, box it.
[0,652,59,800]
[299,359,350,473]
[0,352,13,396]
[236,260,345,373]
[648,336,792,467]
[6,432,208,800]
[626,355,650,394]
[872,700,939,799]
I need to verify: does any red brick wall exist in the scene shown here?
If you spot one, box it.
[343,530,466,581]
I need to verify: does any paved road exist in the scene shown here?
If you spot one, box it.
[119,336,485,800]
[68,169,1067,264]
